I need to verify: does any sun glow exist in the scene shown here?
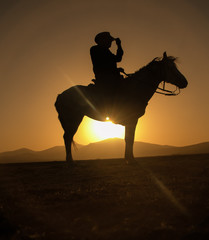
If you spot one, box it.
[90,118,125,141]
[74,117,125,144]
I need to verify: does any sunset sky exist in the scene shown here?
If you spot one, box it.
[1,0,209,152]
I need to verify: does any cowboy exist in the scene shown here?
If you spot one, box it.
[90,32,124,90]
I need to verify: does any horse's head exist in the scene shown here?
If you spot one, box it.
[161,52,188,89]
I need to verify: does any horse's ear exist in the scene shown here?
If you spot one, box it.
[163,52,167,59]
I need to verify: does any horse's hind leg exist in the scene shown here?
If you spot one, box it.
[59,114,83,164]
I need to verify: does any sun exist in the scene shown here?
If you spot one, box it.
[90,117,125,141]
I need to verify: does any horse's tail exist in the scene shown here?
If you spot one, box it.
[72,139,78,151]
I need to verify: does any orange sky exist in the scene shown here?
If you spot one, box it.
[1,0,209,152]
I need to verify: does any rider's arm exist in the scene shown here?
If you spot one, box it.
[115,38,123,62]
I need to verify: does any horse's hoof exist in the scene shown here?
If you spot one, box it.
[126,158,137,165]
[65,160,76,167]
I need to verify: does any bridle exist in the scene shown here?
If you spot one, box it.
[155,59,181,96]
[156,81,180,96]
[122,70,181,96]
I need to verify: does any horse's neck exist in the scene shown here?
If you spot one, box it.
[133,67,161,104]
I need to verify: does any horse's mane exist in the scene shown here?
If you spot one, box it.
[134,56,177,75]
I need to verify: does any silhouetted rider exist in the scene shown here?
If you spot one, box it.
[90,32,124,89]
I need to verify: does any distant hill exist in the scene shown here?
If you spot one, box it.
[0,139,209,163]
[0,146,65,163]
[73,139,209,160]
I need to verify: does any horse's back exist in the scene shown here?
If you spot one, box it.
[55,82,147,124]
[55,85,92,114]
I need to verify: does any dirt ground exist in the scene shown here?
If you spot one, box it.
[0,154,209,240]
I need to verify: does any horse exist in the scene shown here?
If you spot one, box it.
[55,52,188,164]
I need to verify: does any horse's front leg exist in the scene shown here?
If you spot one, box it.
[124,121,137,164]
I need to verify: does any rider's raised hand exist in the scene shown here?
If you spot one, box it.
[115,38,121,46]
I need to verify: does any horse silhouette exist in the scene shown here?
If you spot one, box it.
[55,52,188,164]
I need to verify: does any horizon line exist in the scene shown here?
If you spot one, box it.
[1,138,209,154]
